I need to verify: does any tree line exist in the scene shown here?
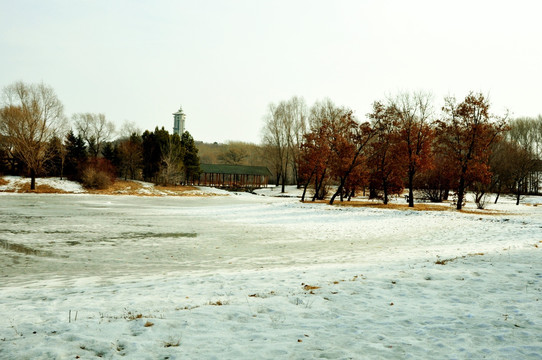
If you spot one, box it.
[0,81,200,190]
[261,93,542,210]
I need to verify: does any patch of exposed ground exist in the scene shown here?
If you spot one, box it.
[85,180,146,195]
[0,177,219,197]
[14,183,71,194]
[86,182,210,196]
[304,199,512,215]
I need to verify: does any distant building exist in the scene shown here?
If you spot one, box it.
[198,164,271,189]
[173,106,186,135]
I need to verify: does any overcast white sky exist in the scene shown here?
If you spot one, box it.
[1,0,541,143]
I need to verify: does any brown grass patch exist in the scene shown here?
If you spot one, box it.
[86,180,144,195]
[458,209,507,216]
[164,340,180,348]
[155,184,199,193]
[435,252,485,265]
[303,199,513,215]
[19,183,70,194]
[143,321,154,327]
[208,300,228,306]
[87,181,206,196]
[306,200,449,212]
[302,284,320,291]
[1,177,219,197]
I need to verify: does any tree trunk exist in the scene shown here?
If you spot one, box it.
[494,192,500,204]
[30,169,36,190]
[516,181,521,205]
[329,190,339,205]
[383,179,389,205]
[408,170,415,207]
[369,187,378,199]
[456,176,465,210]
[329,177,346,205]
[301,184,308,202]
[313,170,326,201]
[443,188,449,201]
[300,172,314,202]
[312,176,319,202]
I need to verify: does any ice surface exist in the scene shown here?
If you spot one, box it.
[0,192,541,359]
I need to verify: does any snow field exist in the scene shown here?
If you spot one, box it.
[0,192,541,359]
[2,252,541,359]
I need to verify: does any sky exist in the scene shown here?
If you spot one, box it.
[1,0,541,144]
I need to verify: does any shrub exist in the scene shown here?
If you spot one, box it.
[81,167,112,189]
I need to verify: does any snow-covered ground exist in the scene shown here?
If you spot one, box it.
[0,176,86,193]
[0,190,541,359]
[0,176,230,197]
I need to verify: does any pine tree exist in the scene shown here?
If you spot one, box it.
[181,131,200,184]
[64,130,88,180]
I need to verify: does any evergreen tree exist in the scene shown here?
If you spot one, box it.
[142,128,161,182]
[181,131,200,184]
[44,136,65,177]
[102,142,120,169]
[64,130,88,180]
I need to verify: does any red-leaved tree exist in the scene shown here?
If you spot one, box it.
[391,92,435,207]
[327,112,374,205]
[367,101,405,204]
[436,92,507,210]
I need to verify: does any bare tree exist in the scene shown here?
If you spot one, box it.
[0,81,67,189]
[119,120,141,140]
[262,102,289,192]
[218,142,249,165]
[284,96,307,187]
[508,116,542,194]
[309,98,347,129]
[261,96,307,192]
[73,113,115,158]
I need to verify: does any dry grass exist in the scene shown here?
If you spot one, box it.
[86,180,145,195]
[208,300,228,306]
[154,184,199,193]
[458,208,508,216]
[435,252,485,265]
[0,177,213,197]
[163,340,180,348]
[19,183,70,194]
[304,199,511,215]
[0,178,72,193]
[87,181,204,196]
[306,199,450,211]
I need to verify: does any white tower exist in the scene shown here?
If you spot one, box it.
[173,106,186,135]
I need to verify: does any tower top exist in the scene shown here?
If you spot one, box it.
[173,106,184,116]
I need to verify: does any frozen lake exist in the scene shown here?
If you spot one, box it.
[1,192,541,359]
[2,192,538,283]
